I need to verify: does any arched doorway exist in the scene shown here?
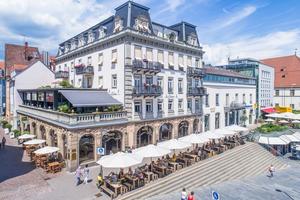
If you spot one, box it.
[40,125,46,140]
[159,123,173,141]
[193,119,199,133]
[32,122,36,135]
[178,121,189,138]
[136,126,153,147]
[49,129,57,147]
[102,131,122,155]
[79,134,95,163]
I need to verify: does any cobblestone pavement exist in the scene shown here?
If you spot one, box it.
[0,129,108,200]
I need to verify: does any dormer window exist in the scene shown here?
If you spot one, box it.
[78,34,84,47]
[113,16,123,33]
[134,15,150,33]
[88,30,94,43]
[187,32,198,46]
[169,32,176,42]
[98,26,107,39]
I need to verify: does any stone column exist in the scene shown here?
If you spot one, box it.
[57,131,64,157]
[95,132,101,161]
[126,124,135,148]
[19,116,24,133]
[173,121,178,139]
[66,132,78,172]
[45,127,51,146]
[188,119,193,135]
[153,124,159,145]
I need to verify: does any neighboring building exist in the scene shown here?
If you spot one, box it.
[4,42,41,121]
[0,61,5,115]
[18,1,206,171]
[9,61,55,128]
[203,67,256,131]
[218,58,274,117]
[261,55,300,110]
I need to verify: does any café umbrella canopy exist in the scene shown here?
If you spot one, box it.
[278,120,289,124]
[291,120,300,124]
[213,129,236,137]
[225,125,248,132]
[23,139,46,145]
[178,134,209,144]
[133,144,171,159]
[265,118,275,123]
[97,152,143,168]
[201,131,224,139]
[157,139,192,150]
[34,146,59,155]
[18,134,36,140]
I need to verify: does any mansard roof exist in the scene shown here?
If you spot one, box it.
[57,1,201,55]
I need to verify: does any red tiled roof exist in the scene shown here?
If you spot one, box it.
[204,67,254,79]
[4,43,41,75]
[261,55,300,88]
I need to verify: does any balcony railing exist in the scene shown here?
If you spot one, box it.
[55,71,69,79]
[187,67,205,77]
[75,65,94,75]
[133,85,162,97]
[132,59,163,73]
[17,105,127,125]
[187,87,207,96]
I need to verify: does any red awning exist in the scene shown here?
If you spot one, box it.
[261,107,276,114]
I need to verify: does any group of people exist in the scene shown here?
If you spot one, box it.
[0,136,6,149]
[75,164,90,186]
[181,188,195,200]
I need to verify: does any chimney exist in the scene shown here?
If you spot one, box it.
[24,41,28,60]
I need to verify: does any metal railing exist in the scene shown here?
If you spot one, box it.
[75,65,94,75]
[132,59,163,72]
[187,87,206,96]
[133,86,162,96]
[55,71,69,79]
[187,66,206,77]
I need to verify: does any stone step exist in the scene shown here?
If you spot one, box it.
[119,143,257,200]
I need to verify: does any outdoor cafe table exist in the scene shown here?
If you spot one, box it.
[183,153,198,163]
[168,161,180,171]
[125,175,139,188]
[154,165,167,176]
[105,181,123,196]
[143,171,154,182]
[47,162,60,173]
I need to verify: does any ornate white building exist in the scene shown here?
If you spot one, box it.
[18,1,206,171]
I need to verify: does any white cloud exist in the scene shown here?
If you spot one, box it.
[218,5,256,29]
[203,29,300,65]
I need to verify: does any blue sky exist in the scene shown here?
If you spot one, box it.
[0,0,299,64]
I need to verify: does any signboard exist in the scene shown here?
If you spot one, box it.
[97,147,105,155]
[212,191,220,200]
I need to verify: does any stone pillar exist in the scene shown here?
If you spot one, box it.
[188,119,193,135]
[45,127,51,146]
[66,132,78,172]
[122,131,127,151]
[57,131,64,157]
[95,132,101,161]
[36,123,41,139]
[153,124,159,144]
[19,116,24,133]
[126,124,135,148]
[173,121,178,139]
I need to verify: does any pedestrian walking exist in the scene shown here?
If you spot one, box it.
[181,188,188,200]
[188,191,195,200]
[268,164,275,177]
[83,164,90,184]
[2,136,6,149]
[75,166,82,186]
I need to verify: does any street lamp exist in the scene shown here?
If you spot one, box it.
[275,189,294,200]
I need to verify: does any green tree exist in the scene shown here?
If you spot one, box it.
[59,80,73,88]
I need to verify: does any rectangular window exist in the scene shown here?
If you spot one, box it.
[205,95,209,107]
[134,101,141,113]
[195,99,200,111]
[168,78,173,94]
[250,94,253,104]
[178,99,183,111]
[204,114,210,131]
[134,46,142,60]
[112,74,117,88]
[146,48,153,61]
[158,100,163,112]
[215,113,220,129]
[178,54,184,67]
[157,76,163,89]
[98,64,102,71]
[157,50,164,64]
[112,49,117,63]
[243,94,246,104]
[78,59,82,64]
[187,56,192,67]
[178,79,183,94]
[195,58,200,67]
[226,93,229,107]
[235,93,239,102]
[290,89,295,96]
[168,99,173,112]
[216,94,219,106]
[168,52,174,66]
[87,56,92,65]
[71,62,74,72]
[146,101,152,112]
[98,76,103,88]
[187,99,192,111]
[98,53,103,65]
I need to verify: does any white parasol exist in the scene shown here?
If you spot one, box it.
[23,139,46,145]
[157,139,192,150]
[18,134,36,140]
[97,152,143,168]
[133,144,171,159]
[34,146,59,155]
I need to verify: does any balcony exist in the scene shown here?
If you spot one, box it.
[55,71,69,79]
[187,67,205,77]
[187,87,207,96]
[133,85,162,97]
[17,105,127,126]
[75,64,94,75]
[132,59,162,74]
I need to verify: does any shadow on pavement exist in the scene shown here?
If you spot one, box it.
[0,144,35,183]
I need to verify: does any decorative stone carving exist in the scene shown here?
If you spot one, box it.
[78,34,84,47]
[134,15,150,33]
[113,16,123,33]
[71,38,77,50]
[187,32,198,46]
[88,30,94,43]
[98,26,107,39]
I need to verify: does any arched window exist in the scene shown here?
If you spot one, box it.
[49,129,57,147]
[178,121,189,138]
[32,122,36,136]
[193,119,199,133]
[102,131,122,155]
[159,123,173,141]
[40,126,46,140]
[79,134,95,163]
[136,126,153,147]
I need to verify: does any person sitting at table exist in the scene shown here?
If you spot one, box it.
[96,173,104,189]
[128,167,133,176]
[108,172,118,183]
[148,161,155,172]
[171,153,177,162]
[118,168,125,179]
